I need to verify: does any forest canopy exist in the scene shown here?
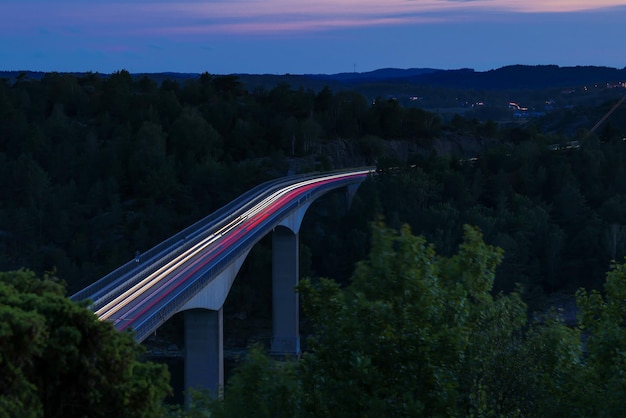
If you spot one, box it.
[0,269,171,417]
[1,70,625,305]
[203,222,626,417]
[2,69,626,415]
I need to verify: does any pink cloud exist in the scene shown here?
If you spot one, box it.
[126,0,626,35]
[1,0,624,37]
[499,0,625,13]
[156,16,448,36]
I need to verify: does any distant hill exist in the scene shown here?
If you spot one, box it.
[393,65,626,90]
[2,65,625,91]
[236,65,626,92]
[305,67,440,83]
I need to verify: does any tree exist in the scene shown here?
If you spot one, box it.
[0,269,171,418]
[204,345,300,418]
[296,223,533,417]
[576,261,626,416]
[199,222,626,417]
[366,97,403,139]
[129,121,179,201]
[101,69,134,122]
[168,107,223,173]
[356,135,385,165]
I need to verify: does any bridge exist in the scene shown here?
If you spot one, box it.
[71,167,374,400]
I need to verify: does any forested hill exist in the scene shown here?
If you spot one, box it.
[1,69,626,309]
[4,69,626,417]
[3,64,625,92]
[312,65,626,90]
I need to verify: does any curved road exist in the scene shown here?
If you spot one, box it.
[74,168,374,341]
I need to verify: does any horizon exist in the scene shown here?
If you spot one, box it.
[3,63,626,78]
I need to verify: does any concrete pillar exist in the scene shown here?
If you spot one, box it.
[346,183,361,209]
[271,226,300,356]
[184,308,223,403]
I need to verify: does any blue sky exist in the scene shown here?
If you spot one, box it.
[1,1,625,75]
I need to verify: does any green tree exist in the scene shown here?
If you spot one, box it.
[296,223,529,417]
[0,269,171,418]
[129,121,179,201]
[356,134,385,165]
[366,97,403,139]
[200,222,626,417]
[576,261,626,416]
[205,345,300,418]
[101,69,134,122]
[168,107,223,174]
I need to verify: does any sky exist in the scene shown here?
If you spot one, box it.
[1,0,625,75]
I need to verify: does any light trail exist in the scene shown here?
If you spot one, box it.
[95,169,374,329]
[96,216,247,320]
[96,233,219,320]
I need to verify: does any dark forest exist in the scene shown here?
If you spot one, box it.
[2,68,626,416]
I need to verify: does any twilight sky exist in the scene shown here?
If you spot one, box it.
[1,0,625,75]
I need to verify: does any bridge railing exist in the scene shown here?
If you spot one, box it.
[130,172,371,341]
[70,171,323,303]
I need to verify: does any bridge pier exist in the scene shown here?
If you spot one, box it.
[73,169,373,407]
[184,308,224,402]
[271,226,300,356]
[346,182,361,209]
[177,250,249,402]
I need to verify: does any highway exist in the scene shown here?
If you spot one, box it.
[72,168,374,341]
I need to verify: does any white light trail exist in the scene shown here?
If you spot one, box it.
[95,169,374,325]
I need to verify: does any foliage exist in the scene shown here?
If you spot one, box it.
[1,71,625,301]
[576,261,626,416]
[202,222,619,417]
[207,345,300,418]
[169,344,300,418]
[0,269,171,418]
[298,223,529,417]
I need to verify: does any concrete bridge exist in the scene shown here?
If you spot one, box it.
[71,167,374,401]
